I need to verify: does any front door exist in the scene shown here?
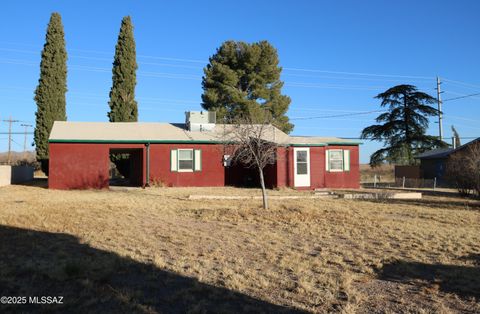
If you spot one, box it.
[294,147,310,187]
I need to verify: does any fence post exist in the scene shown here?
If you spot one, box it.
[402,176,405,189]
[374,174,377,188]
[433,177,437,191]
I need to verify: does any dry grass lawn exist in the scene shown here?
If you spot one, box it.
[0,182,479,313]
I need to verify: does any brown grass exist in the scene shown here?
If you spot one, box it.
[0,184,479,313]
[360,163,395,183]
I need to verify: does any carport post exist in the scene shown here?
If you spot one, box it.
[145,143,150,187]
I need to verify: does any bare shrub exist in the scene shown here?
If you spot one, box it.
[446,143,480,197]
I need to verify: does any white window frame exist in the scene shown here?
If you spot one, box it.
[177,149,194,172]
[328,149,344,172]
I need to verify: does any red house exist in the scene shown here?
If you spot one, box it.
[48,112,361,190]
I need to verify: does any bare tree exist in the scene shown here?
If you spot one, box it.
[220,114,278,209]
[446,141,480,197]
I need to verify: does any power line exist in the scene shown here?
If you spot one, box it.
[0,45,438,80]
[0,47,207,64]
[283,67,433,80]
[2,116,20,164]
[445,115,479,123]
[443,92,480,102]
[290,109,386,120]
[285,82,386,90]
[0,58,203,81]
[282,72,431,83]
[20,123,32,158]
[4,44,480,95]
[442,78,480,90]
[0,41,448,84]
[1,57,426,91]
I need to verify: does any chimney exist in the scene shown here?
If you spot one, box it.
[452,137,456,149]
[185,111,216,132]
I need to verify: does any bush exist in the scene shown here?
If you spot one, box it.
[15,159,41,171]
[446,143,480,197]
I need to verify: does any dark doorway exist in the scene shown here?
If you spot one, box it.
[225,162,277,188]
[109,148,143,187]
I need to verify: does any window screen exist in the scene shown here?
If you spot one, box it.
[178,149,193,170]
[329,150,343,171]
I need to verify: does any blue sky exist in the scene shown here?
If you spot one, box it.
[1,1,479,163]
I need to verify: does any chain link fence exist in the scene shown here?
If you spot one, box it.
[362,175,444,190]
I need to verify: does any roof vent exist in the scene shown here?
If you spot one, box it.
[185,111,216,132]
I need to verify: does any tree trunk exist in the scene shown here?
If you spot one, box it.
[403,93,412,164]
[258,167,268,209]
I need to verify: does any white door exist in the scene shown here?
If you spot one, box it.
[294,147,310,187]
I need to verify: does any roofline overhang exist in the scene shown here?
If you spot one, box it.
[49,139,362,146]
[49,139,224,144]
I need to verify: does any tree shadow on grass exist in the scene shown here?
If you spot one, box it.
[377,257,480,300]
[0,225,305,313]
[15,177,48,189]
[357,198,480,211]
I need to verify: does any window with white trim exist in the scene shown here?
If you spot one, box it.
[178,149,194,171]
[325,149,351,172]
[171,149,202,172]
[328,150,343,171]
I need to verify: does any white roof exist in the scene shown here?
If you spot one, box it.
[49,121,360,146]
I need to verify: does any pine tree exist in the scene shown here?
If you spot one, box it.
[34,12,67,174]
[202,41,293,133]
[108,16,138,122]
[361,85,448,166]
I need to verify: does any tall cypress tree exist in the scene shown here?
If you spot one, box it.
[108,16,138,122]
[34,12,67,174]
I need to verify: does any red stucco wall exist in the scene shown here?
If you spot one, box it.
[323,145,360,189]
[49,143,110,189]
[284,145,360,189]
[148,144,224,187]
[309,147,326,189]
[49,143,147,189]
[276,147,289,188]
[49,142,360,190]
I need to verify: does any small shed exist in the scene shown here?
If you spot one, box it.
[415,148,454,184]
[415,138,480,186]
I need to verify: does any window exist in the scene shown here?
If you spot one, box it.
[171,149,202,172]
[326,149,350,172]
[178,149,193,171]
[296,150,308,175]
[329,150,344,172]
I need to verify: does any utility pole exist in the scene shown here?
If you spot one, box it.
[436,76,444,141]
[3,116,19,164]
[20,124,33,159]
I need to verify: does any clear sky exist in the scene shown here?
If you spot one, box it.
[1,0,479,163]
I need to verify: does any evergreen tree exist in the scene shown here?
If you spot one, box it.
[451,125,461,148]
[108,16,138,122]
[202,41,293,133]
[34,12,67,174]
[361,85,447,166]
